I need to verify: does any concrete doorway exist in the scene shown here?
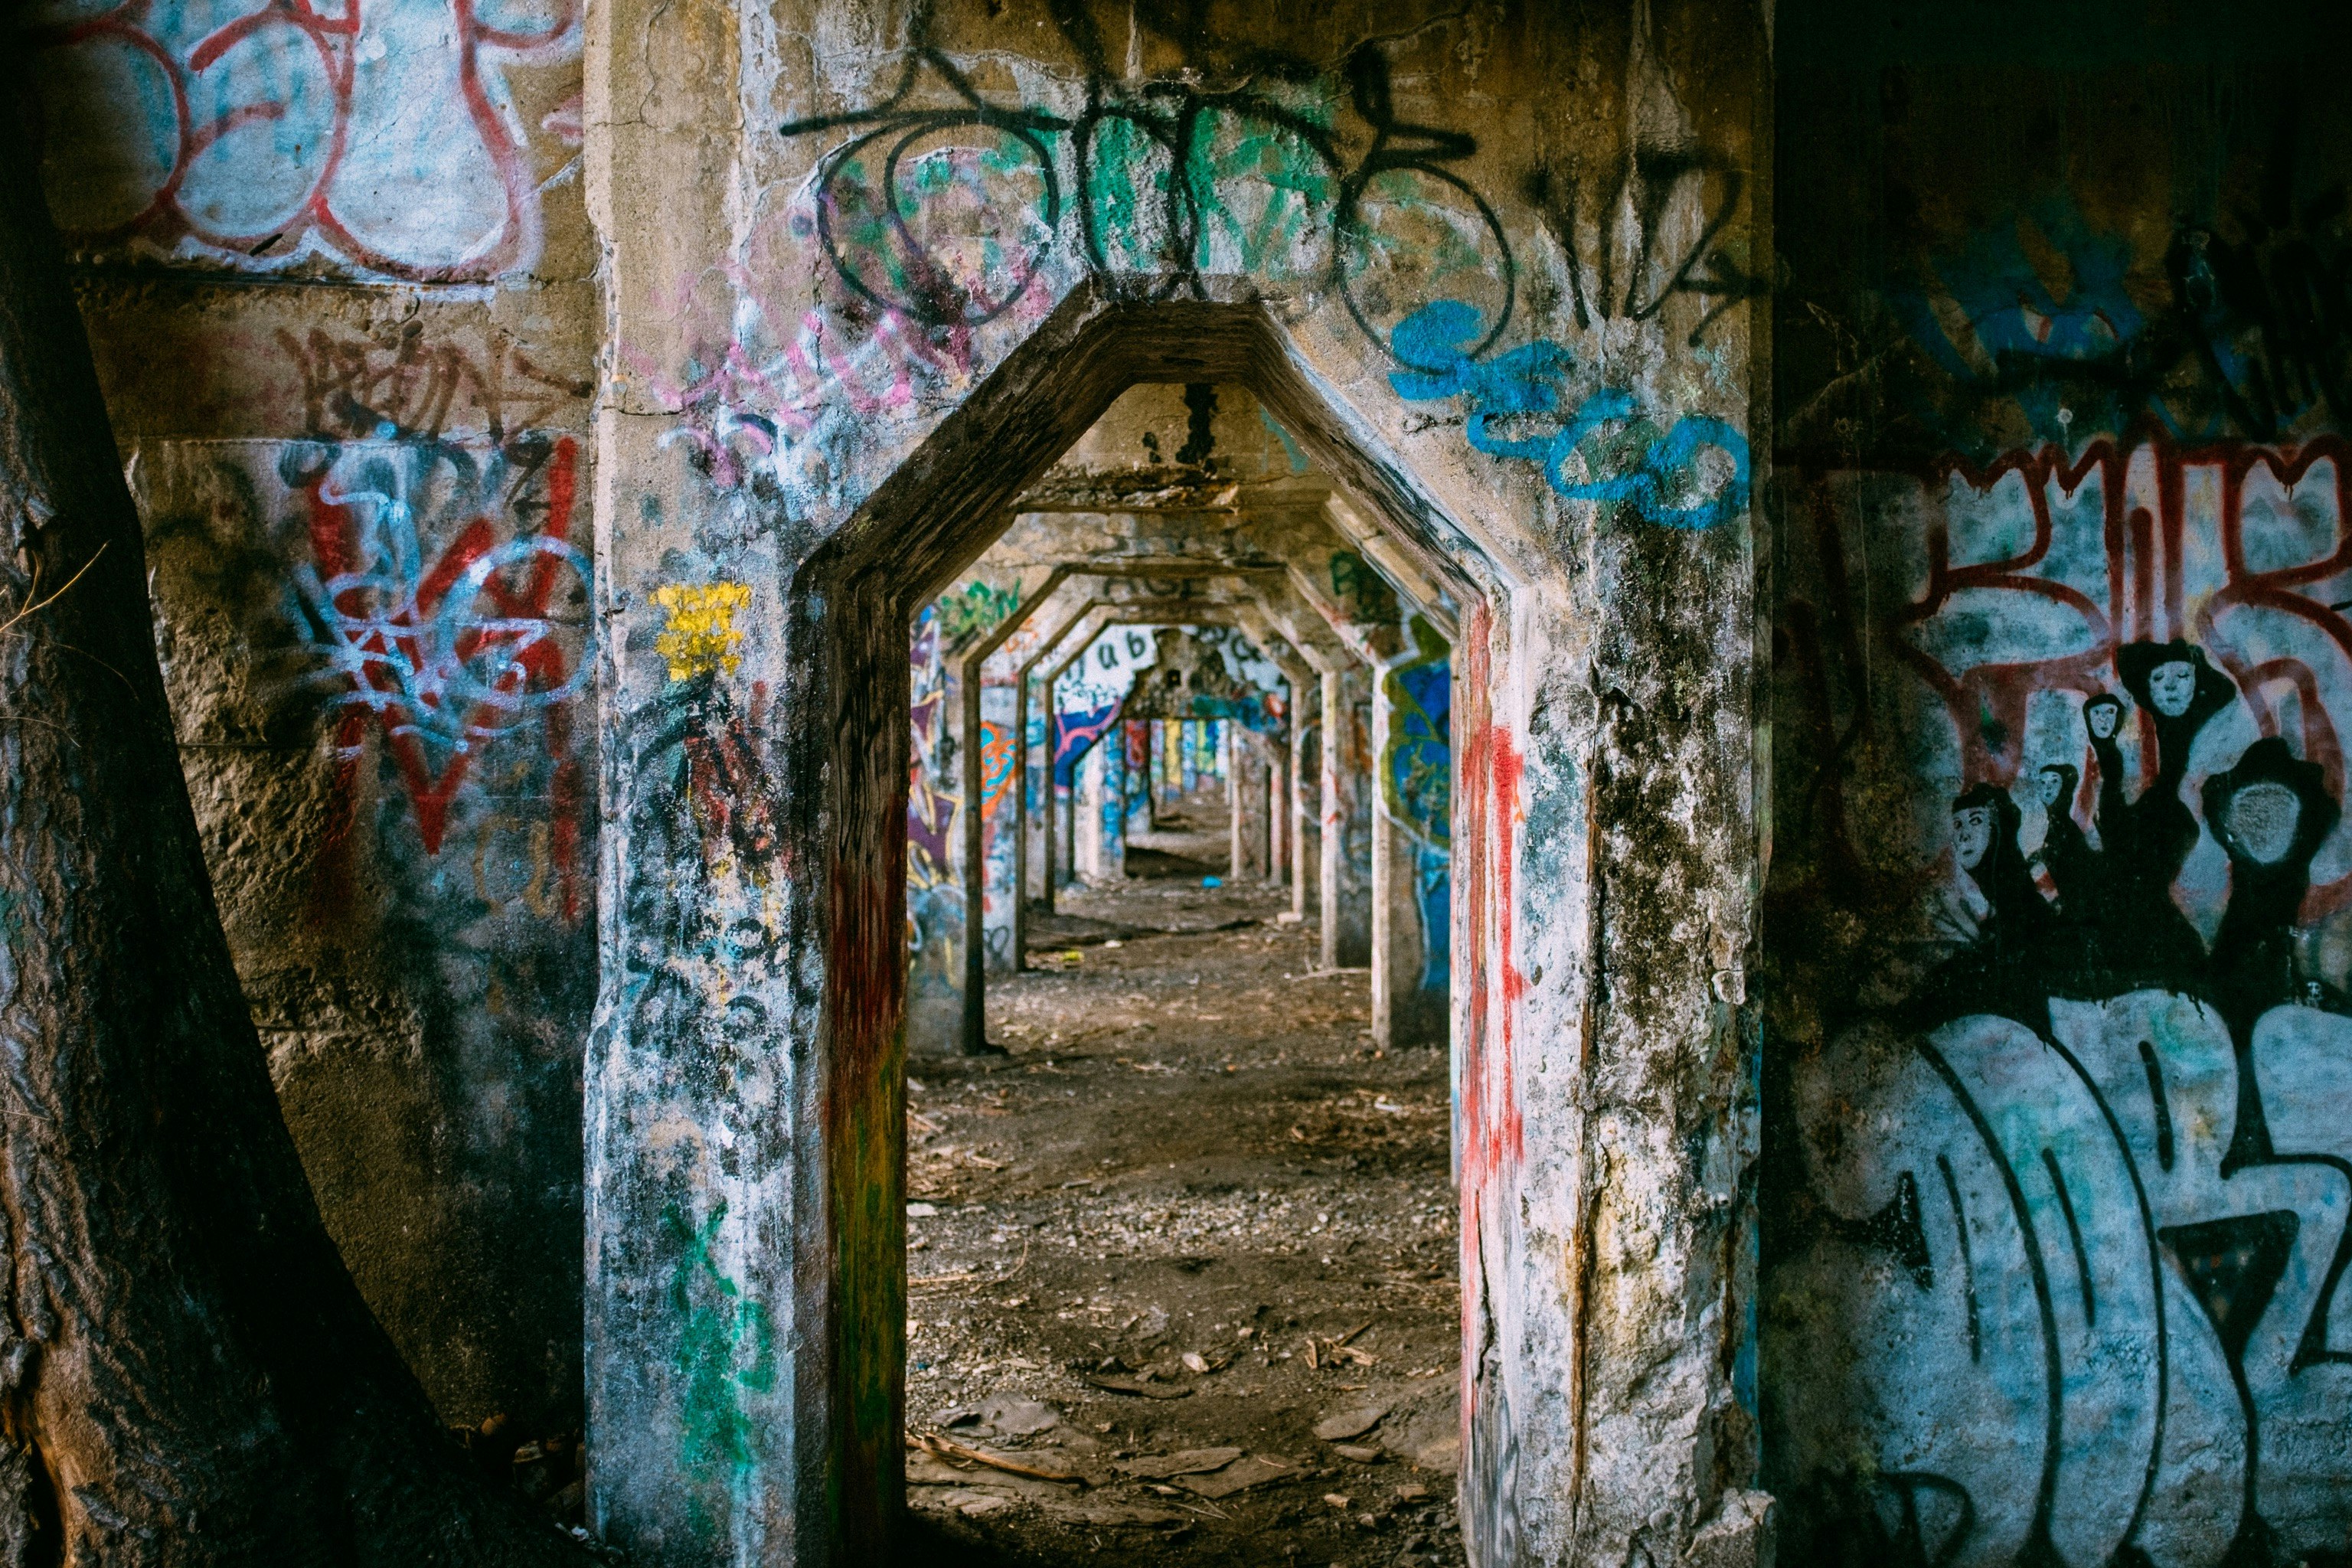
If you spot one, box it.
[792,296,1508,1559]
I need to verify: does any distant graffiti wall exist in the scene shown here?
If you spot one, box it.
[31,0,585,280]
[1385,619,1452,1001]
[1765,38,2352,1565]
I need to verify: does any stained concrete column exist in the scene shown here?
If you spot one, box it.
[1022,694,1047,929]
[1320,664,1374,969]
[1074,739,1111,883]
[1292,697,1320,924]
[1230,729,1272,881]
[976,681,1018,979]
[1372,629,1450,1050]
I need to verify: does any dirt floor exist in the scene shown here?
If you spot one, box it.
[900,792,1467,1567]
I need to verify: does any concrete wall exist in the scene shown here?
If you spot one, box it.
[36,0,1775,1561]
[585,0,1769,1553]
[1761,4,2352,1565]
[34,0,598,1433]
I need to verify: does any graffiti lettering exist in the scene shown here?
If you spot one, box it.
[1390,299,1751,529]
[289,433,588,901]
[31,0,583,280]
[279,325,593,443]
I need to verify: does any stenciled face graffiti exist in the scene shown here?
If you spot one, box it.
[1770,435,2352,1568]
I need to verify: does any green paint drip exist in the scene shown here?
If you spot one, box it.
[663,1199,777,1524]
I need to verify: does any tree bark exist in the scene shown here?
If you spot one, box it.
[0,109,588,1566]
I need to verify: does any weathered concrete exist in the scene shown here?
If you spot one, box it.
[44,0,1779,1562]
[1376,618,1454,1049]
[1322,662,1379,970]
[1762,8,2352,1566]
[35,1,599,1436]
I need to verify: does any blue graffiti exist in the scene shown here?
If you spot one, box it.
[1886,198,2147,444]
[1388,300,1750,530]
[1053,701,1122,788]
[1387,641,1451,995]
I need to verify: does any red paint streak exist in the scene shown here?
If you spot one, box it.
[306,436,582,874]
[686,681,780,867]
[1454,609,1527,1197]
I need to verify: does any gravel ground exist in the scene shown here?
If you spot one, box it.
[900,797,1466,1567]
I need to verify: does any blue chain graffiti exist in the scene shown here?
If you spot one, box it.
[1388,299,1751,530]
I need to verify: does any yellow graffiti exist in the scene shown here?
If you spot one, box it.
[654,581,752,681]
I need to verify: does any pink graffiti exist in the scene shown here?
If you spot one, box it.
[33,0,580,280]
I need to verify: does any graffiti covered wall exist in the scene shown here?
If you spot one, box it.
[586,0,1772,1557]
[1381,617,1452,1041]
[34,0,599,1431]
[1765,11,2352,1563]
[31,0,585,281]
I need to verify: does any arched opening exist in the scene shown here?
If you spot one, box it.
[791,286,1511,1557]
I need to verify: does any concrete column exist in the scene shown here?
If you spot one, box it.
[1230,727,1272,881]
[976,681,1018,979]
[1039,700,1057,914]
[1319,664,1373,969]
[1372,633,1450,1050]
[1292,706,1319,924]
[1122,720,1152,855]
[1074,739,1107,883]
[1021,693,1047,929]
[1226,723,1241,877]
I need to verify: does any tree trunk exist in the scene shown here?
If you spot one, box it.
[0,109,588,1567]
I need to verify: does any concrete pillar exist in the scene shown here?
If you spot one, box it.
[907,639,966,1057]
[976,681,1018,978]
[1372,629,1450,1050]
[1292,704,1320,924]
[1320,664,1374,969]
[1059,779,1078,888]
[1039,701,1057,914]
[1122,720,1152,854]
[1230,727,1272,882]
[1225,723,1241,877]
[1021,696,1047,928]
[1076,738,1122,884]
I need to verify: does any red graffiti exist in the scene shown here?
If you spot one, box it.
[1897,428,2352,916]
[1455,608,1526,1198]
[305,436,583,920]
[34,0,580,281]
[685,681,782,869]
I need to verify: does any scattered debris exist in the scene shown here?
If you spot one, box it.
[914,1430,1082,1485]
[901,840,1465,1562]
[1116,1447,1243,1480]
[1174,1454,1295,1499]
[1313,1404,1388,1442]
[1082,1374,1192,1400]
[975,1393,1060,1436]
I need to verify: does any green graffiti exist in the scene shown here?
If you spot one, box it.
[1329,550,1401,626]
[1186,106,1335,275]
[664,1198,777,1518]
[935,580,1021,644]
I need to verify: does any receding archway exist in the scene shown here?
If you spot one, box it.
[776,286,1514,1557]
